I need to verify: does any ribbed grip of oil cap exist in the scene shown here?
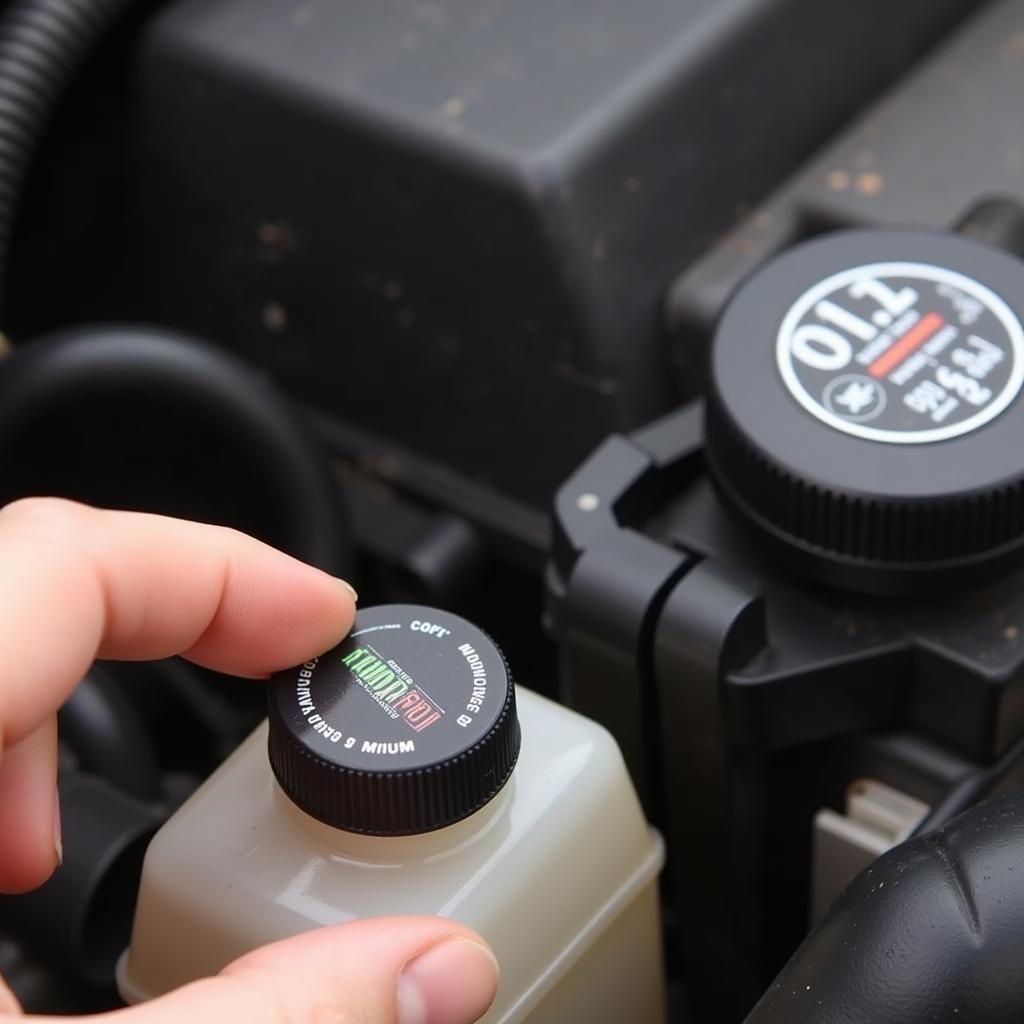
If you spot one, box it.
[704,229,1024,596]
[268,604,520,835]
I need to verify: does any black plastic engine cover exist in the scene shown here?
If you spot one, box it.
[106,0,981,510]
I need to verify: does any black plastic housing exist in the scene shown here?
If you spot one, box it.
[8,0,984,521]
[548,400,1024,1020]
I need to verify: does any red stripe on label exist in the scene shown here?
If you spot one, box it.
[869,312,944,380]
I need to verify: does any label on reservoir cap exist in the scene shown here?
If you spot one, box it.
[776,261,1024,444]
[275,608,510,773]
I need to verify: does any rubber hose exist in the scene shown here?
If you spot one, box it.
[58,666,163,802]
[0,325,352,574]
[0,0,135,320]
[0,772,162,987]
[745,787,1024,1024]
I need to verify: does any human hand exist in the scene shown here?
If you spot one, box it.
[0,498,499,1024]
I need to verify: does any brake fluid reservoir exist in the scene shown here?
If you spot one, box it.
[117,604,666,1023]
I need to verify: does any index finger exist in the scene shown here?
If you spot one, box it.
[0,498,356,755]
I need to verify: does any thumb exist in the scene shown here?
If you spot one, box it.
[23,918,499,1024]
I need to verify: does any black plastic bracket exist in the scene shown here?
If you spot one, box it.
[560,528,691,814]
[653,559,767,1017]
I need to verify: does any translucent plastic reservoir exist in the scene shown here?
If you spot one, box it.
[118,688,666,1022]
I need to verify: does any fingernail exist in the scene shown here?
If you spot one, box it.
[397,937,499,1024]
[53,792,63,868]
[339,578,359,603]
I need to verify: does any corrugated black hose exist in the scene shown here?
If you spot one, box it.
[0,0,134,322]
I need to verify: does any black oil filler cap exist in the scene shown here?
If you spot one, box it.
[268,604,520,834]
[705,229,1024,595]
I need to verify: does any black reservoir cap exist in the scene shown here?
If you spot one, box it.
[705,229,1024,596]
[268,604,520,835]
